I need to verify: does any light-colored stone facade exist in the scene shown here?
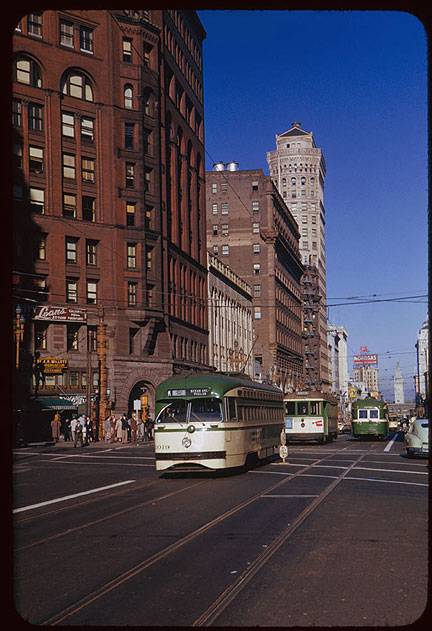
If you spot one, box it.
[394,362,405,404]
[207,253,254,377]
[416,319,428,399]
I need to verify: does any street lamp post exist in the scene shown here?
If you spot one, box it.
[14,304,24,369]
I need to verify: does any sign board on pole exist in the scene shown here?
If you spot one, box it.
[133,399,141,411]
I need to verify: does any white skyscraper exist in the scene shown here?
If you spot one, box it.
[416,320,428,400]
[394,362,405,404]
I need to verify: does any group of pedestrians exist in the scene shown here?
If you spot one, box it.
[50,412,94,447]
[103,412,154,444]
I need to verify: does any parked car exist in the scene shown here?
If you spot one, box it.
[404,418,429,457]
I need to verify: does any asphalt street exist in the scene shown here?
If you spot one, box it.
[12,432,428,626]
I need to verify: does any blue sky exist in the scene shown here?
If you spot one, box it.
[199,10,428,401]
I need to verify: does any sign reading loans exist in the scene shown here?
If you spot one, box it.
[34,306,87,322]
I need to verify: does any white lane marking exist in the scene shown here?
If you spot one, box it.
[345,477,428,487]
[271,463,310,468]
[354,466,428,476]
[38,460,154,468]
[261,494,319,498]
[356,459,426,467]
[311,464,349,469]
[384,434,399,452]
[298,474,339,479]
[44,454,154,461]
[13,480,135,514]
[249,470,292,476]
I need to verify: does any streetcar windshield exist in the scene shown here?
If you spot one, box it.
[369,409,379,419]
[190,397,223,422]
[157,400,187,423]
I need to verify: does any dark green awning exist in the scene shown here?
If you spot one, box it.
[34,397,77,411]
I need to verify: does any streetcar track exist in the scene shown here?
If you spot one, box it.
[14,480,207,552]
[39,453,333,625]
[192,452,367,626]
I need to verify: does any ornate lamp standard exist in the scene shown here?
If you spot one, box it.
[14,304,25,369]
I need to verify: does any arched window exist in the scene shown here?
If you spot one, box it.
[291,177,296,185]
[124,84,133,109]
[14,55,42,88]
[62,71,93,101]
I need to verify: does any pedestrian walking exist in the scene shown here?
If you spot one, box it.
[70,415,78,443]
[104,415,112,442]
[130,413,137,444]
[147,417,154,441]
[115,415,123,442]
[50,412,61,443]
[121,413,129,444]
[74,419,84,447]
[63,418,71,442]
[137,415,144,443]
[84,416,92,445]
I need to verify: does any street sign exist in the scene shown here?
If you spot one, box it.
[133,399,141,411]
[279,445,288,462]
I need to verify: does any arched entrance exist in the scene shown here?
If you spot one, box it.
[127,380,155,421]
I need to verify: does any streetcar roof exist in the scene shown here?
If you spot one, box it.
[352,397,387,408]
[283,392,338,404]
[156,372,283,399]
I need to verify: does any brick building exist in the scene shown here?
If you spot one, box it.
[12,9,208,422]
[206,166,304,391]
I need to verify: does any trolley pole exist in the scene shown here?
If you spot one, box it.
[97,308,108,441]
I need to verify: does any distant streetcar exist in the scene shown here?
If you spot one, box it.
[283,392,338,443]
[154,372,284,472]
[351,397,389,439]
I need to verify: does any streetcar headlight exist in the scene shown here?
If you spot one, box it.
[187,425,196,433]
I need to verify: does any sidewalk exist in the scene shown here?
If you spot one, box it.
[25,438,154,448]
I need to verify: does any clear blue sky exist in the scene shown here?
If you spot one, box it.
[199,10,428,401]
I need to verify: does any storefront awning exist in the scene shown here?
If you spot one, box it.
[34,397,77,411]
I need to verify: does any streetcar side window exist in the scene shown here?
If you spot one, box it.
[226,397,237,420]
[285,402,296,416]
[358,410,368,419]
[369,409,379,419]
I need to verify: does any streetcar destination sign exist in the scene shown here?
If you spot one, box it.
[167,388,210,397]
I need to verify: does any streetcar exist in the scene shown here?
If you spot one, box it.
[283,392,338,443]
[351,397,389,439]
[154,372,284,472]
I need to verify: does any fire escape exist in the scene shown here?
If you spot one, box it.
[302,262,321,391]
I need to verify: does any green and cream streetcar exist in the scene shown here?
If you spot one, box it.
[351,397,389,439]
[154,372,284,472]
[283,392,339,443]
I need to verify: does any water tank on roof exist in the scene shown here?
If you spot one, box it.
[213,162,225,171]
[226,161,239,172]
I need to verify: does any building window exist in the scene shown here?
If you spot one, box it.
[29,187,44,213]
[253,243,260,254]
[67,324,80,351]
[252,201,260,213]
[253,263,260,275]
[212,203,218,215]
[66,237,78,263]
[252,222,260,234]
[82,196,95,222]
[12,100,22,127]
[87,326,97,352]
[221,245,229,255]
[60,20,74,47]
[15,56,42,88]
[312,241,317,250]
[81,117,94,141]
[124,85,133,109]
[129,328,138,354]
[62,72,93,102]
[252,180,258,191]
[254,306,262,320]
[13,143,23,169]
[221,224,229,236]
[221,203,229,215]
[62,112,75,138]
[126,202,136,226]
[63,193,76,218]
[123,37,132,62]
[211,183,217,194]
[212,225,218,236]
[253,284,261,297]
[66,278,78,303]
[86,240,98,265]
[146,248,153,270]
[62,153,76,180]
[302,215,307,223]
[86,281,98,304]
[127,243,137,269]
[127,281,137,306]
[221,182,228,192]
[81,157,95,183]
[37,235,47,260]
[126,163,135,188]
[27,12,43,37]
[69,372,79,387]
[80,26,93,53]
[213,245,219,255]
[144,168,152,192]
[124,123,134,149]
[34,322,47,350]
[143,128,151,155]
[143,42,152,66]
[312,215,317,224]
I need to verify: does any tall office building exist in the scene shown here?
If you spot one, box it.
[267,122,330,391]
[327,324,349,395]
[12,9,207,421]
[206,165,304,391]
[415,319,428,400]
[394,362,405,404]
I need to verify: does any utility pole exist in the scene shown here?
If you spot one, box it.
[97,308,108,440]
